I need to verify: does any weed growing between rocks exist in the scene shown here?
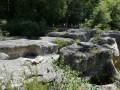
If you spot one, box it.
[51,56,97,90]
[74,39,80,44]
[56,40,68,51]
[0,65,16,90]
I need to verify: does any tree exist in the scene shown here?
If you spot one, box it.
[86,0,111,30]
[106,0,120,30]
[45,0,67,25]
[64,0,99,25]
[0,0,9,19]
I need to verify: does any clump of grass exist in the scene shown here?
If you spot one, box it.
[21,64,48,90]
[94,33,101,41]
[23,77,47,90]
[56,40,68,51]
[0,65,14,90]
[74,39,80,44]
[92,47,99,53]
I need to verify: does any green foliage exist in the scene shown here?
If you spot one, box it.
[66,0,99,24]
[46,0,67,24]
[5,19,46,36]
[51,56,97,90]
[0,58,98,90]
[87,0,111,30]
[106,0,120,30]
[94,33,102,41]
[56,40,68,50]
[74,39,80,44]
[23,77,47,90]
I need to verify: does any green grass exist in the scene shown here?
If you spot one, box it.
[74,39,80,44]
[23,77,47,90]
[56,40,68,50]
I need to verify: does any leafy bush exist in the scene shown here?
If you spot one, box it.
[56,40,68,50]
[5,19,46,36]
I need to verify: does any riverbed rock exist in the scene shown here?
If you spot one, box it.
[60,37,119,79]
[0,39,58,59]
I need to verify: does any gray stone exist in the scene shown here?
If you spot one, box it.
[101,30,120,50]
[60,37,119,78]
[39,37,74,45]
[47,28,90,42]
[0,39,58,59]
[0,53,9,60]
[0,54,60,87]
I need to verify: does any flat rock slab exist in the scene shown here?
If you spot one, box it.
[39,37,74,44]
[0,54,60,86]
[0,39,58,59]
[47,29,90,42]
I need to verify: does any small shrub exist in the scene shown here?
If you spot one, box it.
[23,77,47,90]
[56,40,68,50]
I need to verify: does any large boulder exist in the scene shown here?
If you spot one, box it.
[101,30,120,50]
[47,28,90,42]
[0,54,60,87]
[60,37,119,79]
[0,39,58,59]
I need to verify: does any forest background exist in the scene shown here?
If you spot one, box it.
[0,0,120,36]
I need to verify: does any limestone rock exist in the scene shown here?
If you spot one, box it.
[0,53,9,60]
[0,54,60,86]
[60,37,119,78]
[39,37,74,45]
[101,30,120,50]
[25,56,44,65]
[47,28,90,42]
[0,39,58,59]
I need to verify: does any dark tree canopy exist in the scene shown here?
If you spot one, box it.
[1,0,120,36]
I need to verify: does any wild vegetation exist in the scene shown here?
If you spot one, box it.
[0,57,98,90]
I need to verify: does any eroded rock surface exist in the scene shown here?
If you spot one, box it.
[1,29,120,88]
[0,54,60,87]
[0,39,58,59]
[47,28,90,42]
[39,37,74,45]
[60,37,119,79]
